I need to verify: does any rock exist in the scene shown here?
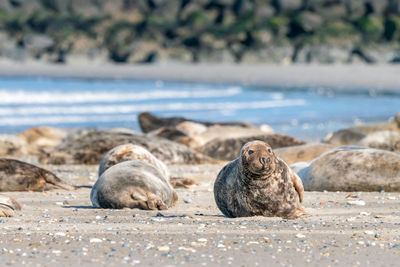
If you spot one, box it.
[299,12,323,32]
[274,0,302,13]
[323,129,366,146]
[298,147,400,191]
[197,134,305,161]
[357,131,400,153]
[396,112,400,128]
[138,112,251,133]
[0,195,21,217]
[23,34,54,54]
[0,158,75,191]
[0,135,28,157]
[274,143,334,165]
[43,129,216,165]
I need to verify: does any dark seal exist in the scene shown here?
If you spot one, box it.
[0,158,75,191]
[214,141,307,218]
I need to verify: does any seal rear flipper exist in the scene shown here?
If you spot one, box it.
[286,205,308,219]
[0,206,15,217]
[129,192,168,210]
[170,177,198,188]
[43,172,77,191]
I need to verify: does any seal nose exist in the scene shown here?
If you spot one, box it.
[262,157,270,164]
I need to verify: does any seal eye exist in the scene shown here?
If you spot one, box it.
[248,150,254,155]
[267,148,272,153]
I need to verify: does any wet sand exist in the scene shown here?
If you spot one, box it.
[1,163,399,266]
[1,61,400,90]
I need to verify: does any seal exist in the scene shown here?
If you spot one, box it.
[214,140,307,218]
[0,158,75,191]
[357,130,400,153]
[98,144,170,178]
[274,143,334,165]
[198,133,305,161]
[43,129,217,165]
[298,146,400,192]
[98,144,197,188]
[91,160,178,210]
[0,195,21,217]
[138,112,252,133]
[323,129,366,146]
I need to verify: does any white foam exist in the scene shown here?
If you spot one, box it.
[0,114,138,126]
[0,87,242,104]
[0,99,306,116]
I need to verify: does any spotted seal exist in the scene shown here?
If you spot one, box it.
[91,160,178,210]
[214,141,307,218]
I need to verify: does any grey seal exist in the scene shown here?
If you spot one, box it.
[298,146,400,191]
[0,158,75,191]
[214,140,307,218]
[91,160,177,210]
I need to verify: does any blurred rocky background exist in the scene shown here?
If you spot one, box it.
[0,0,400,64]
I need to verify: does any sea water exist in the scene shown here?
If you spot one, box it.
[0,77,399,141]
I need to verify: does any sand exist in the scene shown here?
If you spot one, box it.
[1,61,400,91]
[1,163,399,266]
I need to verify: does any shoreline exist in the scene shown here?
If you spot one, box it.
[0,61,400,90]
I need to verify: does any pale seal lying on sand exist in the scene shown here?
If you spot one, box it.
[43,129,217,165]
[0,195,21,217]
[274,143,334,165]
[0,158,75,191]
[138,112,252,133]
[357,131,400,153]
[199,134,305,161]
[98,144,170,178]
[98,144,196,188]
[323,129,366,146]
[298,146,400,191]
[214,141,307,218]
[91,160,177,210]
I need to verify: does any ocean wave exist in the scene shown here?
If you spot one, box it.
[0,99,306,116]
[0,114,138,126]
[0,87,242,104]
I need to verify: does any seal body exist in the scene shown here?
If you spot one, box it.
[298,146,400,191]
[0,158,75,191]
[0,195,21,217]
[98,144,170,178]
[91,160,177,210]
[214,141,306,218]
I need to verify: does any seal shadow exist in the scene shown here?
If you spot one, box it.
[63,205,95,209]
[74,185,93,189]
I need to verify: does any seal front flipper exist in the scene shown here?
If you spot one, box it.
[289,168,304,203]
[0,195,21,217]
[286,205,308,219]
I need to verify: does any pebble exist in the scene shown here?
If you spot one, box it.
[346,200,366,206]
[158,246,170,252]
[90,238,103,243]
[296,233,306,238]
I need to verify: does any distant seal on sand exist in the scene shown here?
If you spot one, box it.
[91,160,178,210]
[199,133,305,161]
[0,195,21,217]
[43,129,217,165]
[138,112,252,133]
[0,158,75,191]
[274,143,334,165]
[323,129,366,146]
[357,131,400,153]
[298,146,400,191]
[214,141,307,218]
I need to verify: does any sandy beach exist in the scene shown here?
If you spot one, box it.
[0,163,399,266]
[0,62,399,266]
[1,61,400,91]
